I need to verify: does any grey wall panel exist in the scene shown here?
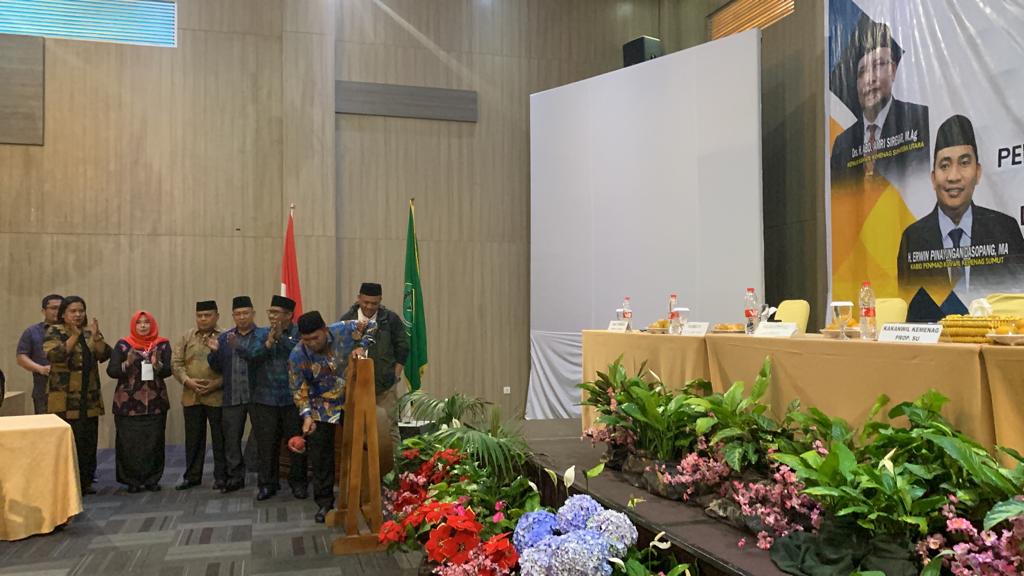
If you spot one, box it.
[336,80,477,123]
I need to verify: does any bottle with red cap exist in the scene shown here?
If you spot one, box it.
[744,288,760,334]
[859,281,877,340]
[621,297,632,330]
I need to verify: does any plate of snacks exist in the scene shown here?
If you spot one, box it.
[646,319,670,334]
[712,323,745,333]
[821,317,860,338]
[820,328,862,339]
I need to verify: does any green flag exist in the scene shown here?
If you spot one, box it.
[403,199,428,391]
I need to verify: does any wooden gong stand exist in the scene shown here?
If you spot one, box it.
[326,357,387,553]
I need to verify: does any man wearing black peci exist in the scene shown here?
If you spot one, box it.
[830,17,929,188]
[338,282,408,449]
[897,114,1024,297]
[207,296,261,493]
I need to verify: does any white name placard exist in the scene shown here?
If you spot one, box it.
[878,323,942,344]
[753,322,798,338]
[607,320,630,333]
[681,322,710,336]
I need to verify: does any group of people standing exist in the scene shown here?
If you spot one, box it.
[15,283,409,523]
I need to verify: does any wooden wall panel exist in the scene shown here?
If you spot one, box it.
[0,34,44,145]
[0,0,337,448]
[759,0,827,330]
[335,0,670,416]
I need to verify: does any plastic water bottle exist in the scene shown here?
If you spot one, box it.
[859,282,877,340]
[668,294,679,334]
[621,297,632,330]
[744,288,760,334]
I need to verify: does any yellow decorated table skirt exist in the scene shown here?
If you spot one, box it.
[980,346,1024,467]
[581,331,1017,456]
[0,414,83,541]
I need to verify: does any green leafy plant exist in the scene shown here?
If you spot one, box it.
[399,390,531,484]
[860,391,1021,517]
[580,356,711,462]
[773,390,1023,542]
[400,389,488,427]
[684,357,794,472]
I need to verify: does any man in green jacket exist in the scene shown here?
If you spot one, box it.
[338,282,409,447]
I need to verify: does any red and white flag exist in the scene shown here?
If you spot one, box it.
[281,206,303,321]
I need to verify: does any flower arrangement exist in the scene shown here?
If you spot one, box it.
[580,356,1024,575]
[727,462,823,550]
[513,495,638,576]
[916,496,1024,575]
[659,437,733,502]
[379,438,537,575]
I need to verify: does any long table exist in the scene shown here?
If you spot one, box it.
[0,414,83,541]
[581,330,1022,459]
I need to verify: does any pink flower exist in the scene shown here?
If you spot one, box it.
[926,535,946,550]
[947,517,976,535]
[737,538,747,549]
[494,500,506,511]
[757,531,774,550]
[491,512,505,523]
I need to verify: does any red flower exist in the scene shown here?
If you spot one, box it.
[425,523,481,564]
[378,520,406,544]
[483,533,518,570]
[437,448,461,464]
[446,508,483,532]
[424,501,456,524]
[402,448,421,460]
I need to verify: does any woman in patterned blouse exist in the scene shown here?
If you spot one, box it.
[43,296,111,495]
[107,311,172,493]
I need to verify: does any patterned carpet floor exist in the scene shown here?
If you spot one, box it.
[0,446,421,576]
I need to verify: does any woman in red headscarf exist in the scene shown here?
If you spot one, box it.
[107,311,172,492]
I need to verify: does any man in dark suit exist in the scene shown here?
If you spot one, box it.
[830,18,929,188]
[898,115,1024,297]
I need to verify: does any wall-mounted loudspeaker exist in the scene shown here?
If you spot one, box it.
[622,35,663,67]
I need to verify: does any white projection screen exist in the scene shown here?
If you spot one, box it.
[527,29,764,419]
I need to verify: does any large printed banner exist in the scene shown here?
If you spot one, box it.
[828,0,1024,321]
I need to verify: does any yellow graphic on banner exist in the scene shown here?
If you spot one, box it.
[830,171,914,303]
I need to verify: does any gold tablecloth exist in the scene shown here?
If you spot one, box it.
[580,331,1014,455]
[0,414,83,541]
[581,330,710,430]
[980,346,1024,466]
[704,334,994,447]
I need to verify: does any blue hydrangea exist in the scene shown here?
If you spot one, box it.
[585,509,638,557]
[519,534,564,576]
[549,529,613,576]
[513,509,558,552]
[556,494,605,534]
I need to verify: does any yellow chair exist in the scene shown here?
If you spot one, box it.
[986,293,1024,317]
[875,298,908,326]
[774,299,810,334]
